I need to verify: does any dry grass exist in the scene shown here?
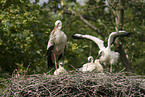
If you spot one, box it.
[1,70,145,97]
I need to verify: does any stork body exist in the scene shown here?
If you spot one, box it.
[73,31,129,72]
[94,59,103,73]
[47,20,67,70]
[79,56,103,72]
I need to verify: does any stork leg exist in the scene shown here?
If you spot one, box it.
[110,64,112,72]
[54,54,57,70]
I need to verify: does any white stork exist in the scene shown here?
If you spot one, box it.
[78,56,103,72]
[54,62,67,75]
[87,56,94,63]
[72,31,130,72]
[47,20,67,70]
[94,59,103,73]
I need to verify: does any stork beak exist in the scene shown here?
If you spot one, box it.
[97,52,102,59]
[53,25,57,32]
[54,25,57,30]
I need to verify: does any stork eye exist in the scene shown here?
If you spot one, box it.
[57,22,60,26]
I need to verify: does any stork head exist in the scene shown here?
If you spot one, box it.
[97,48,107,60]
[97,51,103,59]
[55,20,62,30]
[88,56,94,63]
[59,62,64,67]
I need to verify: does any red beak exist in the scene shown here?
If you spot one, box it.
[55,25,57,29]
[54,25,57,31]
[52,25,57,35]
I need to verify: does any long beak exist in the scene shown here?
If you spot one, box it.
[54,25,57,31]
[52,25,57,35]
[97,52,102,59]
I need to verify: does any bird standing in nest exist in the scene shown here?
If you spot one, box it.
[47,20,67,71]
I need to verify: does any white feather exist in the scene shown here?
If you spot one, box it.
[73,31,128,72]
[54,62,67,75]
[47,20,67,68]
[79,56,103,72]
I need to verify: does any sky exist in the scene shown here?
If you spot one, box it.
[30,0,49,6]
[29,0,88,6]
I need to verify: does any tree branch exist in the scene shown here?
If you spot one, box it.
[79,15,104,36]
[116,0,133,72]
[107,0,133,72]
[63,9,105,36]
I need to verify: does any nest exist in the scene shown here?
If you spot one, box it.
[1,71,145,97]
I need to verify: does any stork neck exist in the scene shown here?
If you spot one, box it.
[57,25,62,30]
[91,59,93,63]
[56,27,61,31]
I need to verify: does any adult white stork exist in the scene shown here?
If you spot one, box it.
[72,31,130,72]
[54,62,67,75]
[78,56,103,72]
[47,20,67,70]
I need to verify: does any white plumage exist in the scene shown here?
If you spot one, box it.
[94,59,103,73]
[54,62,67,75]
[87,56,94,63]
[79,56,103,72]
[47,20,67,70]
[73,31,130,72]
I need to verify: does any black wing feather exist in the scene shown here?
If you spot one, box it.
[58,54,62,61]
[47,45,54,69]
[72,35,85,39]
[111,32,131,45]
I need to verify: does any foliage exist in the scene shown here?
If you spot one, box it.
[0,0,145,78]
[0,0,51,75]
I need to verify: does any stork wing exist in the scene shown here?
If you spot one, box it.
[108,32,118,46]
[47,45,54,69]
[47,29,56,50]
[72,34,105,50]
[108,31,130,46]
[47,30,55,69]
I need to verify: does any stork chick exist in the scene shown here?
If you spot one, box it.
[78,56,103,73]
[54,62,67,75]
